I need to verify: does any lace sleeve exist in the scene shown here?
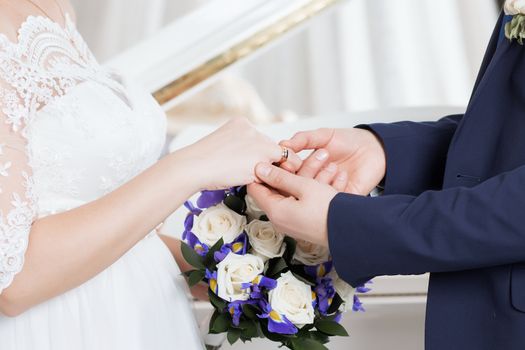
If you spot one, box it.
[0,73,38,294]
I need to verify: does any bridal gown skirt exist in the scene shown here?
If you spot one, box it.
[0,233,205,350]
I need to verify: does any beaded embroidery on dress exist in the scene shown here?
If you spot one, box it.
[0,13,203,350]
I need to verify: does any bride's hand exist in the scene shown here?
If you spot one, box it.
[179,118,299,191]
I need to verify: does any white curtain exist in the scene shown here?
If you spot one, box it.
[238,0,498,114]
[70,0,207,62]
[70,0,499,115]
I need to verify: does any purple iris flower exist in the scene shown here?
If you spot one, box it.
[356,285,372,294]
[242,275,277,299]
[214,233,248,262]
[185,231,209,256]
[333,312,343,324]
[228,187,243,195]
[353,294,365,312]
[228,301,244,326]
[196,190,226,209]
[304,261,333,279]
[206,270,218,295]
[356,280,373,294]
[258,300,297,335]
[227,300,258,326]
[182,214,195,241]
[315,276,336,315]
[182,201,200,241]
[214,246,231,263]
[184,201,202,215]
[353,280,372,312]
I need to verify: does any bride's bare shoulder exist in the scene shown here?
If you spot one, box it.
[0,0,77,43]
[0,4,27,42]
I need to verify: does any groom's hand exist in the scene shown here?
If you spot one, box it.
[247,163,338,247]
[280,128,386,195]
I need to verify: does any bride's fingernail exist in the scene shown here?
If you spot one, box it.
[257,163,272,177]
[315,150,328,161]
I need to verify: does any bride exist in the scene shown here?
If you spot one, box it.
[0,0,294,349]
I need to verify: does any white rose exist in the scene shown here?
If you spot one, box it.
[293,239,330,266]
[269,271,315,327]
[327,269,355,312]
[192,203,246,246]
[505,0,525,15]
[216,253,265,301]
[245,194,266,221]
[246,220,286,261]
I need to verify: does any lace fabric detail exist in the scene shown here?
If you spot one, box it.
[0,13,154,293]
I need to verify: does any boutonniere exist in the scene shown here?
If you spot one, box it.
[505,0,525,44]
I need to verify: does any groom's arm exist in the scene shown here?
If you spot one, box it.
[328,163,525,287]
[358,114,462,195]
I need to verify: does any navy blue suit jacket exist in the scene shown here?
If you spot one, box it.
[328,13,525,350]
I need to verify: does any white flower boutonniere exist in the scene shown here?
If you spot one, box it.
[505,0,525,44]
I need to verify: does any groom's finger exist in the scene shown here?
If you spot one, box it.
[247,183,287,215]
[332,171,348,192]
[280,128,335,153]
[297,149,329,178]
[315,163,338,184]
[254,163,309,199]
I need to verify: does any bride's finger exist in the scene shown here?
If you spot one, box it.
[280,128,335,153]
[280,150,302,173]
[314,163,338,184]
[332,171,348,192]
[297,149,329,178]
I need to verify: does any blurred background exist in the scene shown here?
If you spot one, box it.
[68,1,503,349]
[71,0,499,117]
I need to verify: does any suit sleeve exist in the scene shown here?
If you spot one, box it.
[357,114,462,195]
[328,164,525,287]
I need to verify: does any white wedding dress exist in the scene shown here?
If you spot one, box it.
[0,13,204,350]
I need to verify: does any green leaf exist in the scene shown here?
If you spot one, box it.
[208,309,220,334]
[254,321,264,338]
[224,194,246,215]
[236,186,248,199]
[266,257,288,278]
[289,266,316,286]
[283,236,297,263]
[297,324,314,334]
[326,293,344,314]
[208,289,227,310]
[242,304,259,320]
[187,270,205,287]
[227,328,242,345]
[290,338,328,350]
[260,320,294,343]
[240,320,258,339]
[205,238,224,266]
[309,331,329,344]
[211,313,231,333]
[181,242,205,270]
[315,320,349,337]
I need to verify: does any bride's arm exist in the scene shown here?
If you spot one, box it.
[0,118,287,317]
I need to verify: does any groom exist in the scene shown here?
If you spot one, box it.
[248,10,525,350]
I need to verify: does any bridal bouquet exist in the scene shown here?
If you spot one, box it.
[181,187,371,350]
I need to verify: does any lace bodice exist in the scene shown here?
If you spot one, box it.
[0,14,167,292]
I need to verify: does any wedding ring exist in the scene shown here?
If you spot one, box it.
[277,146,289,165]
